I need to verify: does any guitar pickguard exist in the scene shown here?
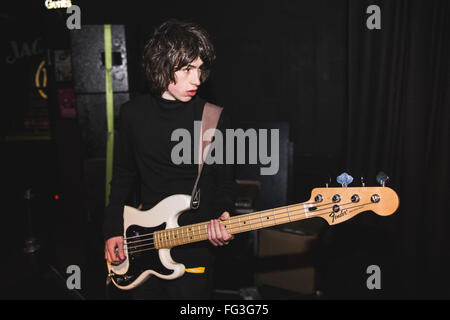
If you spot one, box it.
[111,223,172,287]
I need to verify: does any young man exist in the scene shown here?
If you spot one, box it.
[103,20,236,299]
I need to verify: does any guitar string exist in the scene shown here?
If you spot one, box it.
[122,200,329,248]
[123,200,368,252]
[123,200,330,243]
[123,201,371,255]
[125,201,372,255]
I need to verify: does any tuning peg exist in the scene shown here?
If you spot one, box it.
[337,172,353,187]
[376,171,389,187]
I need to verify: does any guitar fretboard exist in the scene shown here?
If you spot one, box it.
[154,201,317,249]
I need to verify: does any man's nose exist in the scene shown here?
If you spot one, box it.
[190,69,201,85]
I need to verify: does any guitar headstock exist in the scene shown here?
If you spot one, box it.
[307,173,399,225]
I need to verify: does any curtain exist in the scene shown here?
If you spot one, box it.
[345,0,450,298]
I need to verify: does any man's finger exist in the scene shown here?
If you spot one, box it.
[106,249,113,264]
[108,243,119,263]
[207,221,215,245]
[218,213,233,242]
[208,220,218,246]
[219,223,228,240]
[105,243,111,262]
[116,239,125,261]
[214,220,224,245]
[220,211,230,220]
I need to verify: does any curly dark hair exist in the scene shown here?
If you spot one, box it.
[142,19,216,95]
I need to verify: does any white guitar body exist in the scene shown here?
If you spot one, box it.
[107,194,192,290]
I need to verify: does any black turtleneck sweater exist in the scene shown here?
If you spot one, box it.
[103,94,236,266]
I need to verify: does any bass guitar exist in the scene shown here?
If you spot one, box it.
[107,180,399,290]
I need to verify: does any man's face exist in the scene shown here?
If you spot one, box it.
[162,57,203,102]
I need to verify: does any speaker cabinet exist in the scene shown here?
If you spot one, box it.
[70,25,129,94]
[255,228,316,294]
[70,25,132,158]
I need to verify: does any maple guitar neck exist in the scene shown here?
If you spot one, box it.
[154,202,311,249]
[152,186,399,249]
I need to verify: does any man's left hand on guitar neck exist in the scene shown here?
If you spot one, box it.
[207,211,234,246]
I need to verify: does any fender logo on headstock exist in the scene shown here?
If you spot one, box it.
[329,208,349,223]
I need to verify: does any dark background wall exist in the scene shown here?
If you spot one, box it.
[0,0,448,300]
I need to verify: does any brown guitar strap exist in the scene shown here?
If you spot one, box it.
[190,102,223,209]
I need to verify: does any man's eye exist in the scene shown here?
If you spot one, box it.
[183,68,190,73]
